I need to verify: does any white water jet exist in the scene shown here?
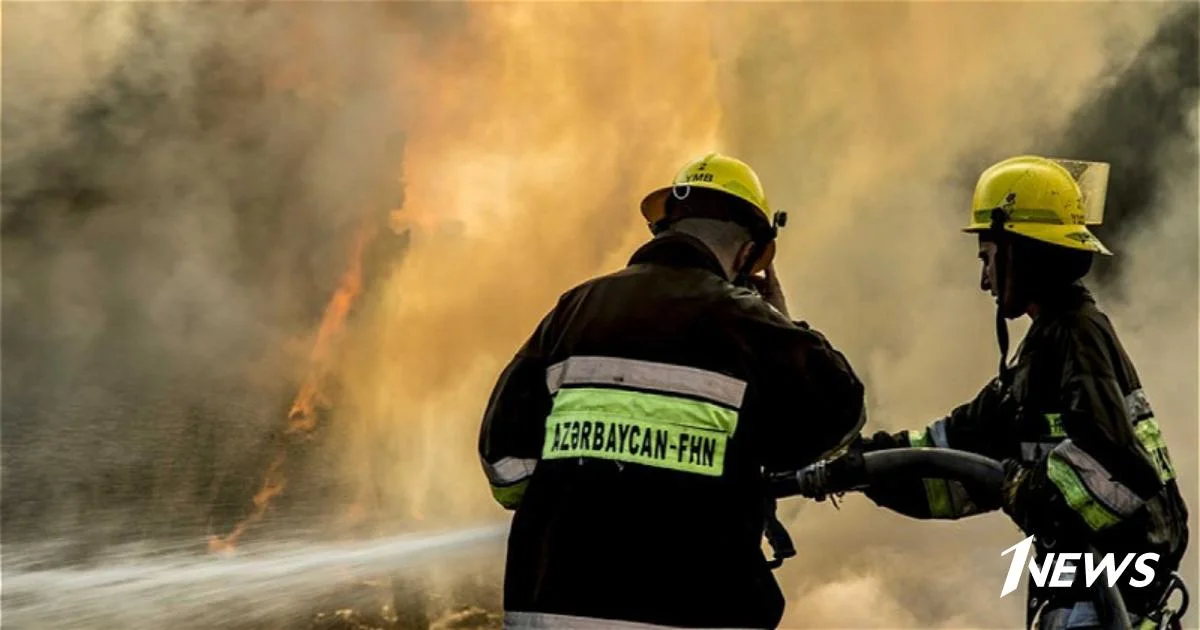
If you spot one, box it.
[1,523,508,630]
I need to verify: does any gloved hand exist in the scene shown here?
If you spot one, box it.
[775,448,868,501]
[1000,458,1030,525]
[999,456,1072,542]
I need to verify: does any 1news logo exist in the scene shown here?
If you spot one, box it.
[1000,536,1160,598]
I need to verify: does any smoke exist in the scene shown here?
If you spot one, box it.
[708,4,1196,628]
[1,3,444,543]
[2,2,1195,629]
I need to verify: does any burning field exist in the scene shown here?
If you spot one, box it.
[1,3,1196,629]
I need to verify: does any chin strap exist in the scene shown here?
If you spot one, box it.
[990,208,1012,387]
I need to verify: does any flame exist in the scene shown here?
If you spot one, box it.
[333,2,724,525]
[213,1,726,548]
[209,221,378,554]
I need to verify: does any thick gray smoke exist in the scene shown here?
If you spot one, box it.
[1,3,445,545]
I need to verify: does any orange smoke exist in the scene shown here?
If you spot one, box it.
[331,2,725,527]
[208,221,379,554]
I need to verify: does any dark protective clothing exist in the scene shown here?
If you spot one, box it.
[858,284,1188,624]
[478,232,866,629]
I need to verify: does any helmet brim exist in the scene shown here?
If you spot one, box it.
[640,187,672,225]
[641,182,771,225]
[962,223,1112,256]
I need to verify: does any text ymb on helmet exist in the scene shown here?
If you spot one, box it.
[964,155,1112,256]
[640,152,788,275]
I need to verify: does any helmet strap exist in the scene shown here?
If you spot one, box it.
[989,208,1012,386]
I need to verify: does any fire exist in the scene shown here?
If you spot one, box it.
[212,1,726,549]
[331,2,725,526]
[209,221,379,554]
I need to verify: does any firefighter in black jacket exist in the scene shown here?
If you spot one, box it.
[805,156,1189,630]
[478,153,866,629]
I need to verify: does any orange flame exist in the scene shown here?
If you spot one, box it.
[208,221,378,554]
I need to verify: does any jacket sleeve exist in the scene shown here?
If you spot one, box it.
[478,305,558,510]
[760,322,867,473]
[860,379,1011,519]
[1004,318,1166,539]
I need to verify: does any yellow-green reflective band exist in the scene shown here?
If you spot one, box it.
[924,479,955,517]
[1134,418,1176,482]
[905,428,958,517]
[549,387,738,433]
[491,479,529,510]
[542,388,738,476]
[973,208,1064,225]
[1047,454,1122,531]
[1135,618,1158,630]
[544,416,726,475]
[1045,413,1067,438]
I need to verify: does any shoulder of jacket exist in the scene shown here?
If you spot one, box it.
[1041,304,1114,347]
[724,285,794,326]
[722,291,837,348]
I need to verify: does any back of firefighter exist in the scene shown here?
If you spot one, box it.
[851,156,1189,629]
[478,153,866,629]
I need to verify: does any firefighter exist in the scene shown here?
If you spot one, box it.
[804,156,1190,629]
[478,153,866,629]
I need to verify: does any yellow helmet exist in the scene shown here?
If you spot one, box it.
[640,152,777,272]
[964,155,1112,255]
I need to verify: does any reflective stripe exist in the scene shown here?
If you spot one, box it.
[1133,418,1176,482]
[1045,413,1067,438]
[545,356,747,409]
[928,418,950,448]
[483,456,537,485]
[1020,441,1058,462]
[1135,618,1159,630]
[906,425,975,518]
[545,362,566,394]
[504,611,758,630]
[946,480,976,516]
[1125,389,1153,421]
[1124,389,1175,483]
[1054,441,1145,514]
[923,478,976,518]
[973,208,1064,225]
[924,479,953,517]
[542,388,738,476]
[1048,440,1145,531]
[1046,456,1122,531]
[491,478,529,510]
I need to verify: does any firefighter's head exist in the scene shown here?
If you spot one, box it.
[964,155,1112,318]
[640,153,784,280]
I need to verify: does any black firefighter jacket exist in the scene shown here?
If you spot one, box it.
[478,232,866,629]
[859,284,1188,616]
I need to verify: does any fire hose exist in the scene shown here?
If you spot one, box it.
[768,448,1156,630]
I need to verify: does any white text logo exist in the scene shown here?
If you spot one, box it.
[999,536,1159,598]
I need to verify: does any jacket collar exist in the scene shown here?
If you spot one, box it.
[628,232,729,281]
[1033,281,1095,317]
